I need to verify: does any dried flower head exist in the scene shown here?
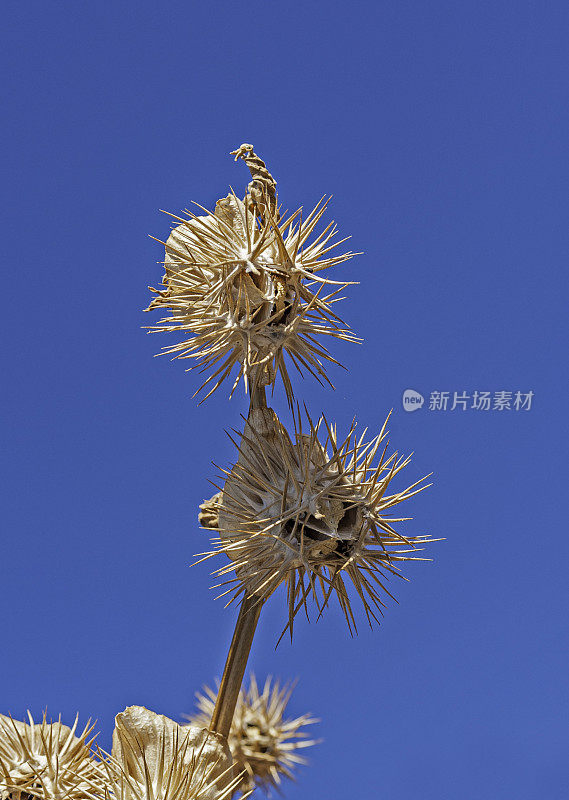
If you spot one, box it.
[0,712,101,800]
[201,406,432,637]
[187,675,317,795]
[146,148,358,403]
[94,706,242,800]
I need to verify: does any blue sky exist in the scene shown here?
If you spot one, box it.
[2,2,568,798]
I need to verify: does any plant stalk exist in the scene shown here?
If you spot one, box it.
[209,198,270,739]
[209,592,263,738]
[250,381,267,409]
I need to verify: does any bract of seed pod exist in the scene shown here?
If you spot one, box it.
[92,706,243,800]
[198,492,222,531]
[146,192,359,403]
[0,712,102,800]
[199,406,433,639]
[186,675,317,796]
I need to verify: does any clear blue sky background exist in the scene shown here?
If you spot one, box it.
[2,2,568,798]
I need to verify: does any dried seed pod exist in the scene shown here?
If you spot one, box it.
[146,185,358,403]
[200,407,432,638]
[187,675,317,795]
[0,713,102,800]
[96,706,243,800]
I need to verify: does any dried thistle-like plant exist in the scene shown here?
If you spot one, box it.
[200,405,431,637]
[146,189,358,403]
[2,143,437,800]
[187,675,317,795]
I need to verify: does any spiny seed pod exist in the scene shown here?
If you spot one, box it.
[146,182,358,403]
[199,406,432,638]
[187,675,317,795]
[91,706,243,800]
[0,713,102,800]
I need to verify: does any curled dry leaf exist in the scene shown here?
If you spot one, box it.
[199,493,222,531]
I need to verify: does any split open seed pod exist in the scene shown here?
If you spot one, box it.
[200,406,433,638]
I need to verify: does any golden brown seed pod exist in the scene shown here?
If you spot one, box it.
[198,406,433,639]
[0,712,102,800]
[91,706,244,800]
[146,191,359,404]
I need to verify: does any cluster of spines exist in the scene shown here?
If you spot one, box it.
[0,713,101,800]
[187,675,317,794]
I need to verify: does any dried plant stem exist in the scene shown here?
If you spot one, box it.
[209,250,268,737]
[250,378,267,410]
[209,593,263,739]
